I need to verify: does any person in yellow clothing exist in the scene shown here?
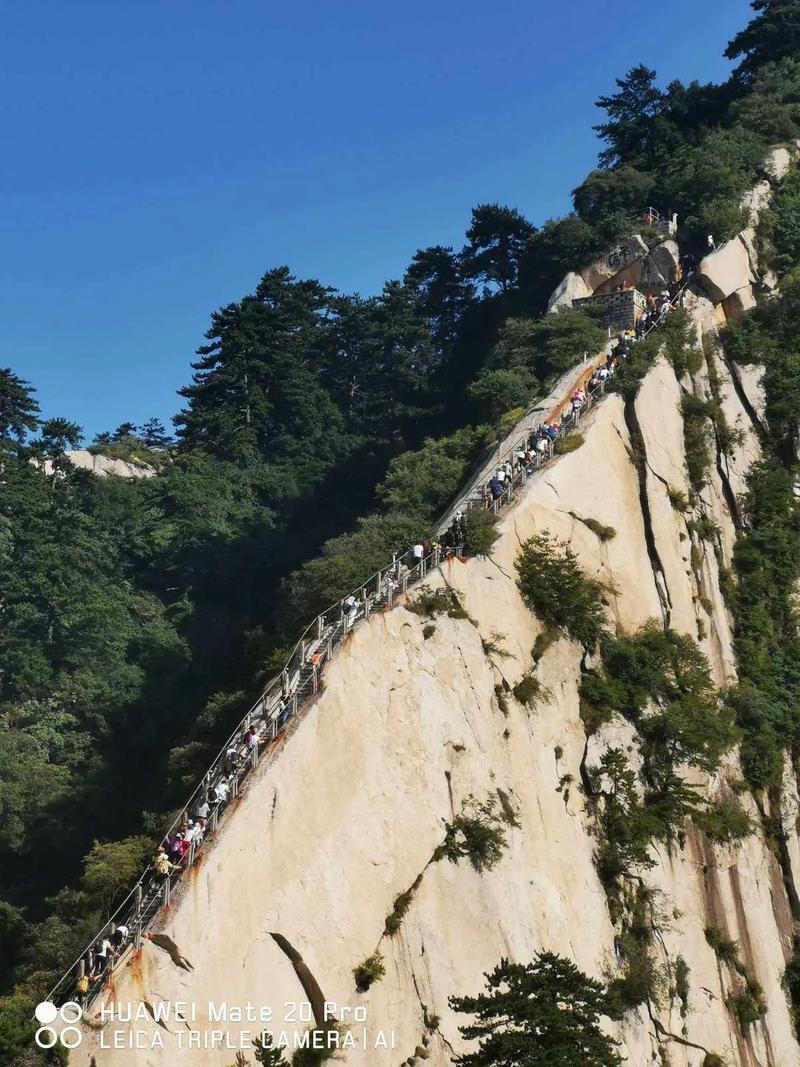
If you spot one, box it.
[76,972,90,1005]
[155,846,178,880]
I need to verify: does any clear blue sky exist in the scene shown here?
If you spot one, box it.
[2,0,753,438]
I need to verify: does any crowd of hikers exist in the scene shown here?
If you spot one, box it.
[62,270,686,1010]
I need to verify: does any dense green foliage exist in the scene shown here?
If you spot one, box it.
[352,952,385,993]
[583,625,735,894]
[449,953,621,1066]
[439,798,509,873]
[515,531,608,647]
[719,275,800,787]
[3,4,799,1058]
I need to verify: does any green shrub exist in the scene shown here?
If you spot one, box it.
[290,1024,342,1066]
[597,623,734,773]
[705,924,739,965]
[667,485,689,511]
[516,530,607,647]
[578,516,616,541]
[353,952,386,992]
[682,394,717,492]
[377,426,486,521]
[674,956,690,1018]
[554,432,584,455]
[495,405,527,440]
[468,369,533,420]
[422,623,436,639]
[728,977,767,1032]
[607,885,662,1012]
[496,788,521,828]
[439,797,509,872]
[784,936,800,1039]
[482,631,510,658]
[409,588,468,619]
[703,1055,726,1067]
[694,798,753,843]
[489,309,607,384]
[770,167,800,272]
[494,684,510,716]
[589,748,659,894]
[384,878,421,936]
[690,513,721,543]
[513,672,548,707]
[463,507,500,557]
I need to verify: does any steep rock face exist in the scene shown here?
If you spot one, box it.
[546,269,591,311]
[73,298,800,1067]
[698,234,759,308]
[62,449,155,478]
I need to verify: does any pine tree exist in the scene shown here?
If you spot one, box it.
[461,204,536,294]
[593,65,664,169]
[175,266,345,464]
[113,421,138,440]
[449,954,621,1066]
[405,244,475,354]
[0,368,39,450]
[726,1,800,82]
[140,416,171,447]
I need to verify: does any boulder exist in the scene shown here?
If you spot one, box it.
[765,145,792,183]
[639,238,680,292]
[547,270,591,312]
[579,234,649,291]
[762,268,779,292]
[698,233,758,305]
[722,287,757,320]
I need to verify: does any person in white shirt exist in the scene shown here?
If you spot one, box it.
[111,924,129,951]
[412,543,424,560]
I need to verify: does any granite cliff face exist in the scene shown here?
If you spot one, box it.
[69,280,800,1067]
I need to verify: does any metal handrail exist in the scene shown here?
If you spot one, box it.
[43,281,689,1011]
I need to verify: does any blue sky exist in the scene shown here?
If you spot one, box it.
[2,0,753,438]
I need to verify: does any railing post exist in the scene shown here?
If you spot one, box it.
[282,669,289,699]
[316,615,324,639]
[134,884,143,948]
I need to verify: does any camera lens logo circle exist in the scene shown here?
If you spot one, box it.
[35,1001,83,1049]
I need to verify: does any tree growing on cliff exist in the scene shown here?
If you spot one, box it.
[726,0,800,82]
[515,531,607,648]
[593,65,664,169]
[449,953,621,1066]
